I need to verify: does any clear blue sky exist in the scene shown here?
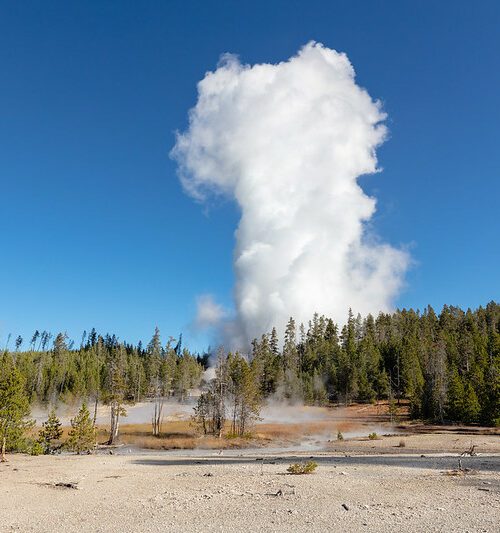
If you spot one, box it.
[1,1,499,351]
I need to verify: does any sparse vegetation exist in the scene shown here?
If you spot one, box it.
[287,460,318,474]
[368,432,379,440]
[193,350,262,438]
[337,430,344,441]
[398,439,406,447]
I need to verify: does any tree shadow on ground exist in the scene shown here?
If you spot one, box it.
[131,453,500,473]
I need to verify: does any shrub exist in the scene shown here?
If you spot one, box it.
[287,460,318,475]
[398,439,406,447]
[337,430,344,441]
[30,441,44,456]
[368,432,379,440]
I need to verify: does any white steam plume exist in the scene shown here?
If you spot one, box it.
[172,42,409,347]
[194,294,226,330]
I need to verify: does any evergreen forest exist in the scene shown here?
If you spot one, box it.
[1,302,498,432]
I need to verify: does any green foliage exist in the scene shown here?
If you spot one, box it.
[337,430,344,441]
[368,432,379,440]
[4,300,499,430]
[66,403,95,454]
[30,440,44,456]
[227,352,261,436]
[38,408,63,454]
[0,355,33,460]
[388,397,399,423]
[287,460,318,474]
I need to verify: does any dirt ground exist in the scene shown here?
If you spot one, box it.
[1,438,499,533]
[3,403,499,532]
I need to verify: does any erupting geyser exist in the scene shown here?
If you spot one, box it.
[172,42,409,347]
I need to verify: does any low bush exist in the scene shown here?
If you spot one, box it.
[287,460,318,475]
[30,441,44,456]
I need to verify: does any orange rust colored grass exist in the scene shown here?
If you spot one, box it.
[31,401,411,450]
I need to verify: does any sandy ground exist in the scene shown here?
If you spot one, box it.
[8,404,500,532]
[1,441,499,533]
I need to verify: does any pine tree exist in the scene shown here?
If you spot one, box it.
[4,302,499,430]
[103,345,128,444]
[0,355,33,461]
[446,366,465,421]
[227,352,261,436]
[270,327,279,358]
[38,408,63,454]
[461,382,481,424]
[147,327,164,436]
[67,403,95,454]
[46,332,72,401]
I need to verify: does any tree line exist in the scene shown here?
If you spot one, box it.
[192,302,499,435]
[1,301,499,457]
[251,302,499,425]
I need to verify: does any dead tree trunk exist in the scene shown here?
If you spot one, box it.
[1,436,6,462]
[108,402,120,445]
[152,394,164,437]
[93,394,99,427]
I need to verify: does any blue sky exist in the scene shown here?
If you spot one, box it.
[1,1,499,351]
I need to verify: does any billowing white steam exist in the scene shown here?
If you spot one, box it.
[194,294,226,330]
[173,42,408,347]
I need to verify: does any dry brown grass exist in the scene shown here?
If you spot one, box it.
[97,422,256,450]
[31,401,413,451]
[254,421,334,441]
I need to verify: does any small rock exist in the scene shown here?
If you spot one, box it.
[342,503,349,511]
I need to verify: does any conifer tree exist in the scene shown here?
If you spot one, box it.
[227,352,261,435]
[38,408,63,454]
[0,355,33,461]
[67,403,95,454]
[148,327,164,436]
[446,366,465,421]
[282,317,298,373]
[461,382,481,424]
[103,345,128,444]
[3,302,499,428]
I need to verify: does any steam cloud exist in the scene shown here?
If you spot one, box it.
[173,42,409,347]
[194,294,226,330]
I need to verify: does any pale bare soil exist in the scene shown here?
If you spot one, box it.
[1,439,499,533]
[5,403,499,532]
